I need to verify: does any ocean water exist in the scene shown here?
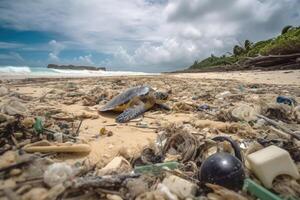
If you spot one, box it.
[0,66,158,78]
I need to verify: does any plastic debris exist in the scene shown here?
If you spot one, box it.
[231,104,259,122]
[215,91,232,99]
[197,104,210,110]
[157,183,178,200]
[23,140,91,153]
[247,145,300,188]
[1,75,300,200]
[0,98,27,116]
[97,156,131,176]
[199,152,245,191]
[134,161,179,175]
[162,175,197,199]
[44,163,74,187]
[276,96,297,106]
[243,178,283,200]
[106,194,123,200]
[137,121,149,128]
[33,117,43,134]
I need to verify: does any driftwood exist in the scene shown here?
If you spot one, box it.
[0,155,35,173]
[257,114,300,140]
[245,53,300,62]
[73,174,140,189]
[244,53,300,69]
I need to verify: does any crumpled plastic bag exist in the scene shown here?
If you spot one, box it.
[231,104,260,122]
[44,162,74,187]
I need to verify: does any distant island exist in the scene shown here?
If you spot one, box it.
[184,25,300,72]
[47,64,106,71]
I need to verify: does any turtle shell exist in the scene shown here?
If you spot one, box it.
[99,86,151,111]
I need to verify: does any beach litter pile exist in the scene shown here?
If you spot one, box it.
[0,76,299,200]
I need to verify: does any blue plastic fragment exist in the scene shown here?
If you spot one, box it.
[276,96,297,106]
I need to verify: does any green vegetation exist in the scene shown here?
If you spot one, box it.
[190,55,238,69]
[260,27,300,55]
[281,25,293,35]
[189,26,300,70]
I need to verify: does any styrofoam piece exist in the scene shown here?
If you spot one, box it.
[162,175,197,198]
[247,145,299,188]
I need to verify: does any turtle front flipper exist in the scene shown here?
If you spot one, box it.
[116,104,147,123]
[156,103,171,111]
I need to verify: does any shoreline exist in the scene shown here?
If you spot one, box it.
[1,69,299,85]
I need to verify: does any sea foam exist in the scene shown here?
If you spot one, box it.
[0,66,158,77]
[0,66,31,74]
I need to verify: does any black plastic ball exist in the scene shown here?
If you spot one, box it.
[199,152,245,191]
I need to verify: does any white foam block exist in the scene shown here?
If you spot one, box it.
[162,175,197,198]
[247,145,299,188]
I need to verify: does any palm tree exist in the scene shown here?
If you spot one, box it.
[233,45,244,56]
[281,25,293,35]
[244,40,252,51]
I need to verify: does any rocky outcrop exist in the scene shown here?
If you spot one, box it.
[47,64,106,71]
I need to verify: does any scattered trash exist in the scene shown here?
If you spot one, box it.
[137,121,149,128]
[197,104,210,110]
[23,140,91,153]
[0,98,27,116]
[0,77,299,200]
[276,96,297,106]
[33,117,43,134]
[157,183,178,200]
[215,91,232,99]
[247,145,300,188]
[97,156,131,175]
[199,152,245,191]
[134,161,179,175]
[243,178,282,200]
[44,162,74,187]
[162,175,197,199]
[231,104,260,122]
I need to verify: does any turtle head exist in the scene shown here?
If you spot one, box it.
[153,91,169,104]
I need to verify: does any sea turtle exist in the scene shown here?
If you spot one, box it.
[99,86,169,123]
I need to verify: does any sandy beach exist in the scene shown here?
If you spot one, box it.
[1,70,299,164]
[0,70,299,199]
[173,70,300,85]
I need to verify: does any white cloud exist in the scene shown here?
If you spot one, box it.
[0,42,23,49]
[48,40,65,61]
[0,0,299,70]
[0,52,25,64]
[73,54,94,65]
[48,52,59,62]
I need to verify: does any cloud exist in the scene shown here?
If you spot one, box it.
[48,40,65,61]
[0,0,299,71]
[0,52,25,65]
[47,40,94,65]
[73,54,94,65]
[0,42,23,49]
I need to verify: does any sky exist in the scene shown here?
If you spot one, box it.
[0,0,299,72]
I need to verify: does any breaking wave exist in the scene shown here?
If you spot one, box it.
[0,66,158,77]
[0,66,31,74]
